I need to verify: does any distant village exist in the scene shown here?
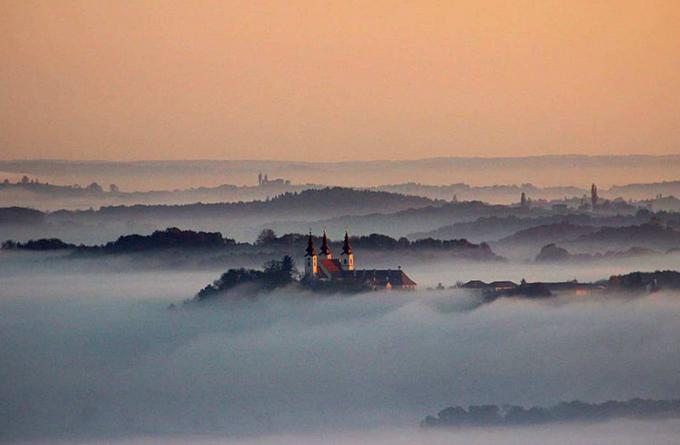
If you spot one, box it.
[456,278,604,299]
[450,270,678,300]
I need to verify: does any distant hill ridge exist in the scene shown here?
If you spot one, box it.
[569,223,680,251]
[6,174,680,207]
[3,155,680,190]
[412,213,651,243]
[498,221,599,244]
[535,243,658,262]
[1,227,500,262]
[422,398,680,428]
[0,187,438,222]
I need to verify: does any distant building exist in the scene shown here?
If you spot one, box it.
[520,192,528,208]
[591,183,599,208]
[460,279,604,297]
[460,280,488,289]
[488,281,517,292]
[258,172,291,186]
[304,230,416,290]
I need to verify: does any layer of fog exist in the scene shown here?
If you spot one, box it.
[403,251,680,287]
[22,420,680,445]
[2,265,680,442]
[5,249,680,289]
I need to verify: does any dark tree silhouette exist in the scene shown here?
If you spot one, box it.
[256,228,277,246]
[195,255,297,301]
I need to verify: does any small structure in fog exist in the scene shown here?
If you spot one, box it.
[460,279,605,299]
[258,172,291,186]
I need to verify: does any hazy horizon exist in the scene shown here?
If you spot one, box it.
[4,153,680,162]
[4,155,680,190]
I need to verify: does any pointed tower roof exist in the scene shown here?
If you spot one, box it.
[305,231,317,257]
[320,230,331,256]
[342,230,352,255]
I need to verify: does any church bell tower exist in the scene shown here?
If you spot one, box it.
[340,231,354,271]
[304,231,318,278]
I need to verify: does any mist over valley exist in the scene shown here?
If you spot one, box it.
[3,266,680,442]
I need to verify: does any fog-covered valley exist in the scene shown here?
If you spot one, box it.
[16,422,680,445]
[3,256,680,442]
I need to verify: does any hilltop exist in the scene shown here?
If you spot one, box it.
[567,222,680,252]
[0,187,439,243]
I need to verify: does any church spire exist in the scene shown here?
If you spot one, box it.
[340,230,354,271]
[320,229,332,258]
[342,230,352,255]
[305,231,316,257]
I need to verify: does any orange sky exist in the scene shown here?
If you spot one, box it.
[1,0,679,161]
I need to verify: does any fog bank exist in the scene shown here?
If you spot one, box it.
[2,272,680,441]
[16,420,680,445]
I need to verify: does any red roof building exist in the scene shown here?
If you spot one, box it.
[305,231,416,290]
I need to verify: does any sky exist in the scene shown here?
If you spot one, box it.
[1,0,679,161]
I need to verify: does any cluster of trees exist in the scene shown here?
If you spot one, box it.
[255,229,491,252]
[535,243,657,263]
[102,227,235,253]
[608,270,680,291]
[258,187,434,212]
[0,207,45,225]
[422,398,680,428]
[195,256,296,300]
[1,238,76,250]
[1,227,499,264]
[0,177,115,194]
[1,227,237,253]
